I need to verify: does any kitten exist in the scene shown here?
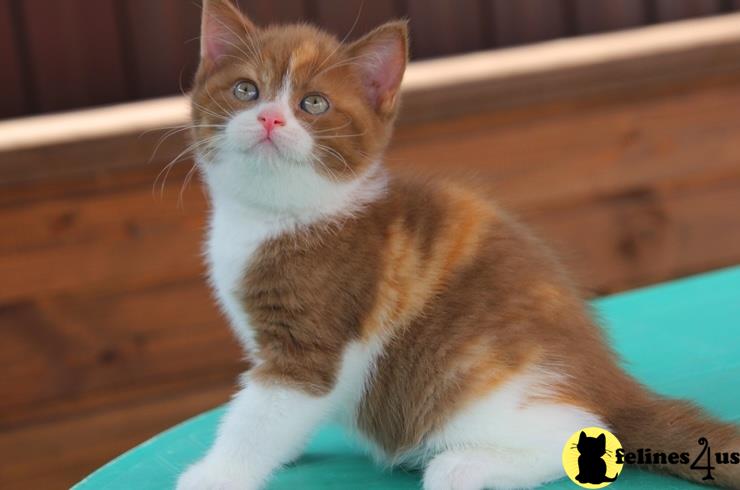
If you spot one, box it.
[178,1,740,489]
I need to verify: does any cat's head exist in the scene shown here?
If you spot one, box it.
[577,431,607,457]
[191,0,407,216]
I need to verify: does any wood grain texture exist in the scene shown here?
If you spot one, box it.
[573,0,647,33]
[488,0,569,47]
[0,0,29,117]
[655,0,722,21]
[0,381,234,490]
[237,0,307,25]
[390,83,740,213]
[121,0,202,97]
[19,0,129,112]
[525,173,740,294]
[0,278,242,424]
[0,179,206,303]
[314,0,399,40]
[399,25,740,126]
[406,0,484,57]
[2,0,737,117]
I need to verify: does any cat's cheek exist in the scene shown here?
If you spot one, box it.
[273,126,314,163]
[224,112,265,153]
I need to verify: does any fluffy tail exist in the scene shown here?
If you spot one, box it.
[608,386,740,488]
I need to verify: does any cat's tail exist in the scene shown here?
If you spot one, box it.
[607,384,740,488]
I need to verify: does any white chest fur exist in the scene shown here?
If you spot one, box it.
[205,199,280,356]
[202,152,388,355]
[205,196,389,442]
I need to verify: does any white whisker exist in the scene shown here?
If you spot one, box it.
[154,134,225,197]
[313,1,364,75]
[314,143,357,178]
[311,118,354,134]
[178,162,201,209]
[205,85,234,119]
[315,131,366,140]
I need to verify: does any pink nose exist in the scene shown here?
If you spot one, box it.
[258,110,286,134]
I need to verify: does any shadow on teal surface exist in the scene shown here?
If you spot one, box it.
[74,267,740,490]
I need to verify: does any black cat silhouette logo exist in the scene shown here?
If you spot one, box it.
[562,427,624,488]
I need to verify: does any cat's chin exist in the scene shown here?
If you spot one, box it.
[219,145,299,169]
[254,138,278,150]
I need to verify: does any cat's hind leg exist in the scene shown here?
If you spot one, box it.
[422,447,562,490]
[420,370,606,490]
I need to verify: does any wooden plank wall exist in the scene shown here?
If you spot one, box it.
[1,0,740,118]
[0,1,29,117]
[1,12,740,490]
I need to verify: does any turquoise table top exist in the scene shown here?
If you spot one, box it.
[75,267,740,490]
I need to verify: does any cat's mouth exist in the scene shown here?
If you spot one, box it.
[254,138,282,155]
[246,137,294,162]
[229,132,306,166]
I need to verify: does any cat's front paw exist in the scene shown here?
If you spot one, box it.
[177,459,257,490]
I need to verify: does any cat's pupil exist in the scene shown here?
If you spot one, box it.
[301,94,329,115]
[234,81,258,101]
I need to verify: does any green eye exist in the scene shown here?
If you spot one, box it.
[233,80,259,101]
[300,94,330,115]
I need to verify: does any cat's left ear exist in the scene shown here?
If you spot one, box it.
[597,433,606,444]
[200,0,257,71]
[347,20,409,118]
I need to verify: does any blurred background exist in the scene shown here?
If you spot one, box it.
[3,0,740,117]
[1,1,740,489]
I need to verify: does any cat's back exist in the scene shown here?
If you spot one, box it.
[377,173,577,301]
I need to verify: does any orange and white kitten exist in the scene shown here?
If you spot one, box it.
[178,1,739,489]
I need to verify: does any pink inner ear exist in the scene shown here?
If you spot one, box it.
[201,2,255,68]
[202,12,231,63]
[358,37,405,109]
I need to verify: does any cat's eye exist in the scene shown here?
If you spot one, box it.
[300,94,330,115]
[233,80,259,101]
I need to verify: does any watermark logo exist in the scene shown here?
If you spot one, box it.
[615,436,739,481]
[562,427,623,488]
[563,428,740,486]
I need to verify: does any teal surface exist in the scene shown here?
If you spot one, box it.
[75,267,740,490]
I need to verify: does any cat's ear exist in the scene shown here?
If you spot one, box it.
[578,431,587,444]
[597,433,606,444]
[347,20,409,117]
[200,0,256,70]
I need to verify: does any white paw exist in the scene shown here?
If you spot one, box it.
[423,451,489,490]
[176,459,257,490]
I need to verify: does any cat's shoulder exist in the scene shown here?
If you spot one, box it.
[376,171,501,223]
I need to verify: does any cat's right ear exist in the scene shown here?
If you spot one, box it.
[347,20,409,118]
[200,0,256,71]
[578,431,587,444]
